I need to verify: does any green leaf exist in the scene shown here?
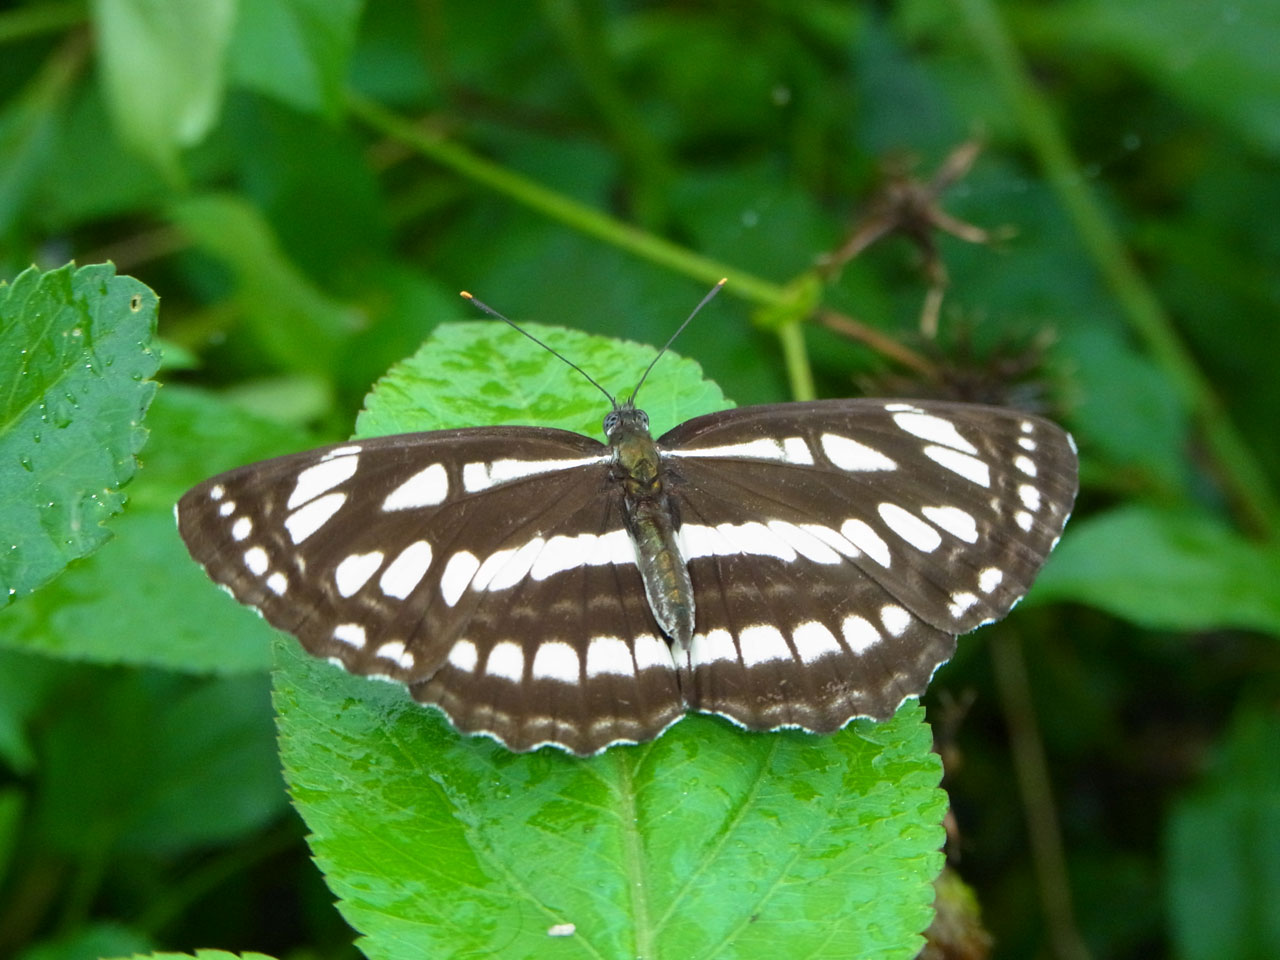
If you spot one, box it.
[228,0,364,118]
[109,952,278,960]
[0,385,314,672]
[0,262,159,605]
[277,324,947,959]
[90,0,236,179]
[1166,704,1280,960]
[1031,505,1280,635]
[356,320,732,439]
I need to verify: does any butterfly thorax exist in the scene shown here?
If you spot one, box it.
[606,405,696,656]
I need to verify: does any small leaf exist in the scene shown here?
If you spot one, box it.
[276,324,947,960]
[0,262,159,604]
[1031,505,1280,634]
[91,0,236,178]
[228,0,364,118]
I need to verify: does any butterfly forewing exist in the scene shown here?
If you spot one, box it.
[178,394,1077,755]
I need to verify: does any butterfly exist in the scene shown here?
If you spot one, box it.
[178,290,1077,755]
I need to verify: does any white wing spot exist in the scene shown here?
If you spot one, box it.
[243,546,269,576]
[1018,436,1037,451]
[633,634,674,671]
[231,516,252,541]
[288,455,358,510]
[218,501,236,517]
[1018,484,1042,511]
[1014,455,1038,477]
[979,567,1004,593]
[841,615,881,654]
[447,639,478,672]
[792,621,842,664]
[333,623,367,648]
[380,541,433,599]
[209,484,225,501]
[474,538,544,592]
[1015,510,1034,532]
[921,505,979,543]
[783,437,814,464]
[822,433,897,471]
[767,521,842,563]
[798,524,862,558]
[334,551,385,598]
[266,572,288,595]
[949,592,979,618]
[691,629,738,667]
[532,641,581,683]
[884,402,920,412]
[462,455,606,493]
[840,519,890,567]
[382,463,449,510]
[375,640,414,670]
[1020,420,1034,433]
[670,437,813,465]
[880,604,912,637]
[586,636,634,677]
[923,445,991,487]
[486,641,525,682]
[892,412,978,454]
[722,521,795,560]
[739,624,793,667]
[440,551,481,606]
[877,503,942,553]
[322,444,363,460]
[531,529,635,579]
[284,493,346,544]
[678,522,795,560]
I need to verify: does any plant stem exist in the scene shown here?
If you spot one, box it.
[956,0,1279,538]
[346,92,818,400]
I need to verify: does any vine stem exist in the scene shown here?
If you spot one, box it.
[955,0,1279,538]
[346,92,817,401]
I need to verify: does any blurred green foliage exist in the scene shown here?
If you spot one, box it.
[0,1,1277,959]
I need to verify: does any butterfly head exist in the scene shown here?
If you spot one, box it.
[603,403,650,441]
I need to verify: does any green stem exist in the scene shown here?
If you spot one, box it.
[956,0,1278,538]
[346,93,816,400]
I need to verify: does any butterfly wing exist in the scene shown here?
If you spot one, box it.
[658,398,1077,728]
[177,427,683,754]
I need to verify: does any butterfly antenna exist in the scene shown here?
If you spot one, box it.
[460,291,617,406]
[628,278,727,406]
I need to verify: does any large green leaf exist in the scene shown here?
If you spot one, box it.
[1031,505,1280,635]
[0,386,312,672]
[275,323,948,959]
[0,262,159,604]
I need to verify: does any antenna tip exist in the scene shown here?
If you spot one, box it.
[459,290,474,300]
[716,277,727,286]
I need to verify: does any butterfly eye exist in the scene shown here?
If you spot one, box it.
[638,411,649,430]
[603,411,620,435]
